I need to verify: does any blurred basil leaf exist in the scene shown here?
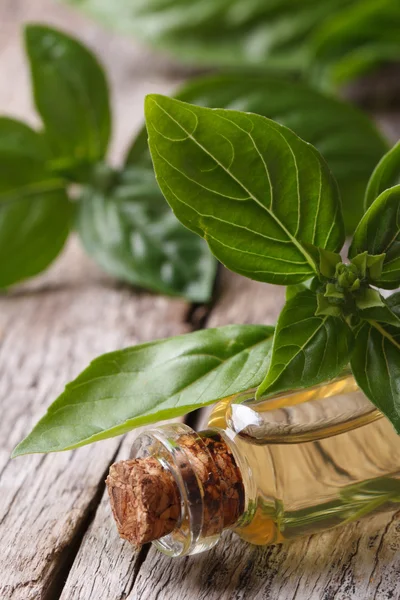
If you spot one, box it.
[77,166,216,301]
[311,0,400,88]
[61,0,399,87]
[0,188,73,288]
[60,0,349,71]
[25,24,111,177]
[0,118,72,287]
[128,74,387,233]
[0,117,50,192]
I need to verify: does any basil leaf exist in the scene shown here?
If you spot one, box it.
[357,304,400,328]
[128,75,387,233]
[0,118,73,287]
[354,289,400,327]
[12,324,274,455]
[0,186,73,288]
[351,317,400,434]
[77,167,216,302]
[0,118,50,192]
[145,95,344,286]
[316,292,343,317]
[355,288,384,311]
[387,291,400,316]
[59,0,348,71]
[349,185,400,288]
[300,243,342,280]
[365,140,400,210]
[311,0,400,88]
[257,289,353,398]
[25,24,111,175]
[286,283,308,301]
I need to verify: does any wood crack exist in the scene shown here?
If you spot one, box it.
[370,511,398,597]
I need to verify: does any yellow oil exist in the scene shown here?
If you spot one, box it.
[208,376,400,545]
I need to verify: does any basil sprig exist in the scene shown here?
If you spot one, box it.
[14,96,400,456]
[0,24,215,301]
[145,96,400,434]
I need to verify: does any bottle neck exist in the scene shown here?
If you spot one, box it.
[106,423,245,557]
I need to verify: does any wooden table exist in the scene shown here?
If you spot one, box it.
[1,2,399,598]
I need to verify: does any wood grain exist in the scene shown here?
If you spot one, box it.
[132,511,400,600]
[0,239,191,600]
[57,435,148,600]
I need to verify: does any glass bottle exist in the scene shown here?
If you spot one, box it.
[107,372,400,557]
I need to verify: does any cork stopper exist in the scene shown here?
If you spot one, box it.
[106,456,181,546]
[106,432,244,548]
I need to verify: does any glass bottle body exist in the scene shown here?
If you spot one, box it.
[209,374,400,546]
[130,374,400,556]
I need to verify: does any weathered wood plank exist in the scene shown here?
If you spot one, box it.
[0,240,191,600]
[132,511,400,600]
[208,270,284,328]
[57,435,146,600]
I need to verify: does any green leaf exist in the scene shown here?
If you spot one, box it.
[355,288,384,311]
[387,291,400,316]
[0,118,50,193]
[59,0,348,72]
[324,282,344,300]
[311,0,400,88]
[347,251,386,282]
[59,1,398,92]
[367,253,386,281]
[77,166,216,302]
[0,187,73,288]
[350,251,367,279]
[128,74,387,233]
[286,283,308,302]
[301,244,342,279]
[0,118,73,287]
[358,291,400,328]
[25,24,111,176]
[349,185,400,288]
[316,293,342,317]
[256,290,353,398]
[357,304,400,328]
[145,94,344,286]
[319,248,342,278]
[351,316,400,434]
[12,324,274,455]
[365,140,400,210]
